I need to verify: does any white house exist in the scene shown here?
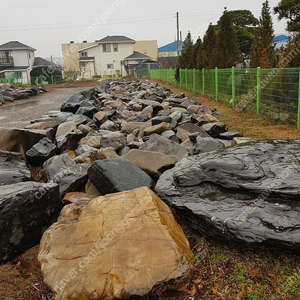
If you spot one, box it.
[78,35,135,78]
[0,41,36,84]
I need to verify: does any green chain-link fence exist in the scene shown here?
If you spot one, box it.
[150,67,300,129]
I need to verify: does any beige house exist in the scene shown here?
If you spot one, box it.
[61,41,95,77]
[133,40,158,61]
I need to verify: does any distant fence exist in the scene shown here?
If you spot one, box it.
[150,67,300,129]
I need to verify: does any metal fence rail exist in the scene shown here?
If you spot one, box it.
[150,67,300,129]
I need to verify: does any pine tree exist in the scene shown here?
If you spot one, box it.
[250,0,277,68]
[213,10,240,68]
[201,23,217,68]
[188,37,202,69]
[175,32,193,80]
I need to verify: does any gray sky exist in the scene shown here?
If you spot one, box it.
[1,0,286,58]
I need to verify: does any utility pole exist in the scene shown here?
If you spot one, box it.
[176,12,179,56]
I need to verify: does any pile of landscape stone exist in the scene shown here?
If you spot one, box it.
[0,79,299,300]
[0,83,47,104]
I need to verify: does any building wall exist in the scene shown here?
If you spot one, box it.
[84,43,133,77]
[158,50,181,58]
[62,42,95,74]
[11,49,35,67]
[134,40,158,61]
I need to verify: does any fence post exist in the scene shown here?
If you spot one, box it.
[257,67,261,114]
[192,68,196,93]
[202,68,205,95]
[185,68,188,89]
[298,66,300,129]
[231,66,236,108]
[215,67,218,102]
[179,69,182,88]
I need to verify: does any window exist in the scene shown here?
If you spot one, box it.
[103,44,111,52]
[107,64,114,69]
[16,72,23,78]
[113,43,118,52]
[81,52,88,57]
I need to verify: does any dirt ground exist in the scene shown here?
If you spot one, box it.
[1,80,300,300]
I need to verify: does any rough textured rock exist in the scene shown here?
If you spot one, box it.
[26,137,57,167]
[25,121,60,132]
[194,137,225,154]
[56,121,77,138]
[0,182,62,263]
[156,140,300,249]
[97,147,120,160]
[76,145,98,156]
[63,192,97,205]
[143,122,171,136]
[56,129,85,152]
[43,153,76,181]
[176,123,207,142]
[100,131,126,151]
[52,163,90,196]
[88,159,153,195]
[0,128,54,159]
[30,111,72,125]
[38,187,193,300]
[0,151,32,185]
[124,149,178,179]
[121,121,151,134]
[78,136,101,148]
[140,133,188,159]
[219,131,243,140]
[201,122,227,138]
[232,137,255,145]
[93,111,108,126]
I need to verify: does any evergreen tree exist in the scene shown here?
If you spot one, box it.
[250,0,277,68]
[175,32,193,80]
[188,37,202,69]
[201,23,217,68]
[213,10,240,68]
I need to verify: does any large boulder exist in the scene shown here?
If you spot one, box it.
[38,187,193,300]
[156,140,300,250]
[88,159,153,195]
[0,128,54,159]
[0,151,32,185]
[0,182,62,263]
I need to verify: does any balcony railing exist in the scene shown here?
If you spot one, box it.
[0,56,14,67]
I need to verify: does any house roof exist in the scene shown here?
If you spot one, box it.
[274,34,289,44]
[0,41,36,51]
[124,51,152,61]
[95,35,135,44]
[78,44,98,52]
[0,67,29,73]
[33,57,55,67]
[158,41,183,52]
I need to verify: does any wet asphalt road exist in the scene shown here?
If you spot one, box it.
[0,87,88,129]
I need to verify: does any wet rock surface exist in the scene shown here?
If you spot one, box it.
[156,140,300,249]
[38,187,193,300]
[0,182,62,264]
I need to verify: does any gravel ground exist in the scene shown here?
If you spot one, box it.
[0,87,89,129]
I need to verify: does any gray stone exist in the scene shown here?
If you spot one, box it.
[0,181,62,263]
[194,137,225,154]
[88,159,153,195]
[139,133,188,159]
[56,121,77,138]
[177,123,207,142]
[232,137,256,145]
[0,151,31,185]
[156,140,300,250]
[219,131,244,140]
[100,131,126,151]
[52,163,90,196]
[201,122,227,138]
[76,145,98,156]
[100,120,118,131]
[56,129,84,152]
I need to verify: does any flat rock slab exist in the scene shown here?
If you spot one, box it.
[38,187,193,300]
[0,182,62,263]
[156,140,300,250]
[124,149,179,179]
[88,158,153,195]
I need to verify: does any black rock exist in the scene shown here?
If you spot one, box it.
[136,114,149,122]
[219,131,244,140]
[156,140,300,250]
[52,163,90,196]
[194,137,225,154]
[0,151,32,185]
[56,129,85,152]
[88,159,153,195]
[0,182,62,263]
[75,106,98,119]
[26,137,57,167]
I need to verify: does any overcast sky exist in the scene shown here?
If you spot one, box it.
[1,0,286,58]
